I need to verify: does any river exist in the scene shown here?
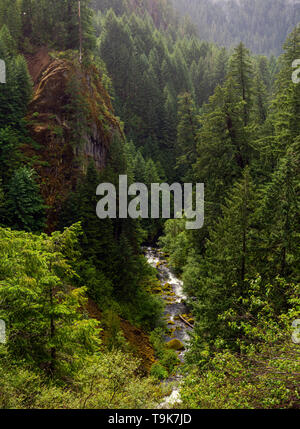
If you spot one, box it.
[144,247,192,408]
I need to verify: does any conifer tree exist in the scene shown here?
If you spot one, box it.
[0,24,17,57]
[252,69,268,124]
[5,167,46,232]
[176,92,198,182]
[184,168,258,347]
[0,0,21,45]
[133,151,146,183]
[269,25,300,156]
[0,224,100,375]
[255,145,300,282]
[14,55,33,118]
[0,27,32,128]
[194,78,246,223]
[214,47,228,86]
[0,127,22,186]
[229,43,254,126]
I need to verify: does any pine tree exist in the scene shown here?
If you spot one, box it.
[214,47,228,86]
[269,25,300,156]
[0,24,17,57]
[0,1,21,45]
[14,55,33,119]
[252,69,268,124]
[5,167,46,232]
[0,224,101,375]
[176,92,198,182]
[0,127,22,186]
[0,27,32,128]
[194,78,246,225]
[229,43,254,126]
[184,168,258,348]
[255,145,300,282]
[133,151,146,183]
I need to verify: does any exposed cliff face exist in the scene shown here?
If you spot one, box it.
[24,49,123,231]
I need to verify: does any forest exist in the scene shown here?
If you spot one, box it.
[172,0,300,56]
[0,0,299,410]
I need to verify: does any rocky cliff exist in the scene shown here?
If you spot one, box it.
[24,48,123,231]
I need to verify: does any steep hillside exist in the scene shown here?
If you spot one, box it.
[23,49,123,231]
[172,0,300,55]
[92,0,176,25]
[91,0,195,35]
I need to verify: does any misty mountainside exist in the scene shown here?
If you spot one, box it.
[172,0,300,55]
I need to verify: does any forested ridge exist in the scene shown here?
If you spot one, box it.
[0,0,299,409]
[172,0,300,56]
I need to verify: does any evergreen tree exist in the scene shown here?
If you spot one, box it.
[5,167,46,232]
[269,25,300,156]
[133,151,146,183]
[229,43,254,126]
[176,92,198,182]
[0,224,100,375]
[0,24,17,57]
[0,26,32,128]
[184,168,258,349]
[20,0,96,51]
[0,127,22,186]
[0,1,21,45]
[252,69,268,125]
[194,76,248,232]
[255,145,300,282]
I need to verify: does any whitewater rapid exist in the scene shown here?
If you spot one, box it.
[144,247,192,408]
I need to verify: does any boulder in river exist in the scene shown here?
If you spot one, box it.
[166,338,185,351]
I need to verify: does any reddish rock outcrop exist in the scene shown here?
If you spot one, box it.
[23,50,123,231]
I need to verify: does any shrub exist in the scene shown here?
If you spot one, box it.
[151,362,168,381]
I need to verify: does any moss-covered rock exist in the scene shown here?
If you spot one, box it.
[166,339,185,351]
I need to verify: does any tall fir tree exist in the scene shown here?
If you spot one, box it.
[5,167,46,232]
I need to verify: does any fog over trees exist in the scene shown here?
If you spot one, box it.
[172,0,300,55]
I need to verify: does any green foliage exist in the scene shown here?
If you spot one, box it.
[19,0,96,52]
[68,351,161,409]
[0,224,101,377]
[159,349,180,374]
[176,92,198,181]
[0,350,162,408]
[0,0,299,411]
[59,149,163,331]
[149,328,180,378]
[159,218,189,273]
[172,0,300,56]
[4,167,46,232]
[97,8,225,179]
[151,362,168,381]
[102,309,128,351]
[0,1,21,45]
[0,26,32,128]
[180,277,300,409]
[0,127,23,186]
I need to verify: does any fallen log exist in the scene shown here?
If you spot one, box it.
[179,315,194,329]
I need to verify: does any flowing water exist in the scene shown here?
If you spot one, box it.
[144,247,192,408]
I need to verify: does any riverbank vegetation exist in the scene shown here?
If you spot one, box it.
[159,24,300,409]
